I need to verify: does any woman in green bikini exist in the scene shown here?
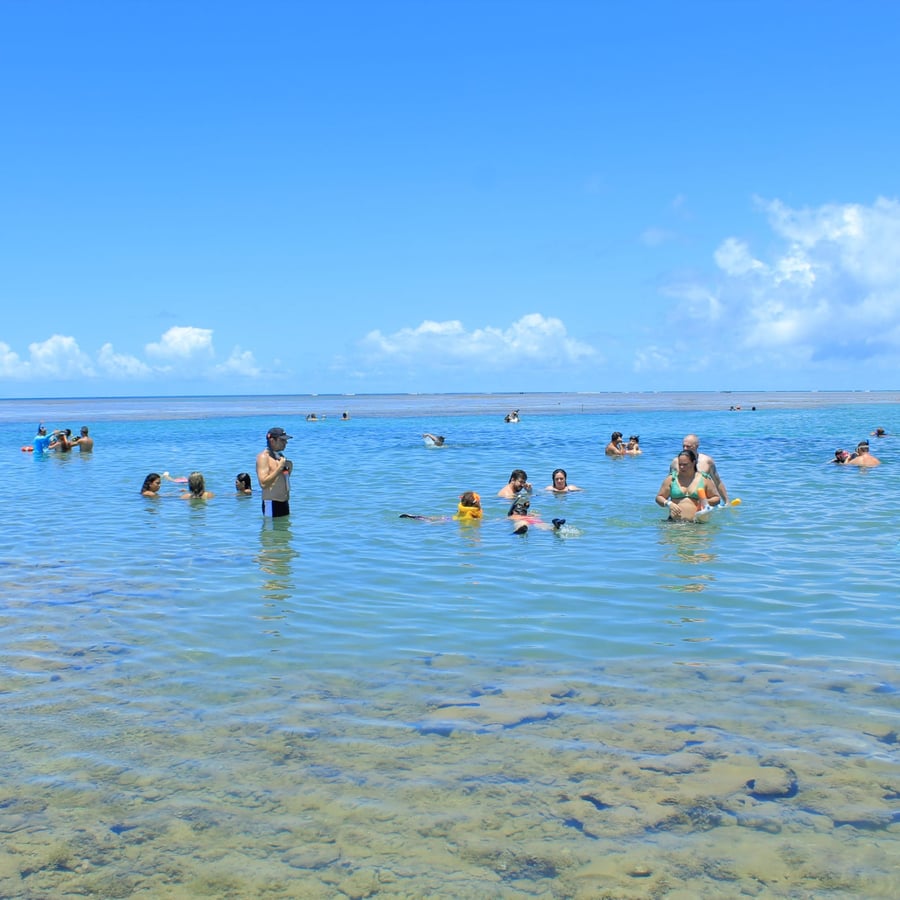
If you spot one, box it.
[655,448,721,521]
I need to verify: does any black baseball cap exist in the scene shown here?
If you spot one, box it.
[267,427,293,439]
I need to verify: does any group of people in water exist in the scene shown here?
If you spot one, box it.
[140,425,294,518]
[604,432,641,456]
[136,427,739,530]
[406,431,735,533]
[401,468,575,534]
[305,412,351,421]
[36,414,883,527]
[493,468,581,533]
[27,424,93,454]
[140,470,252,500]
[831,428,887,467]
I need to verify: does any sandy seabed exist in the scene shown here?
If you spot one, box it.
[1,650,898,899]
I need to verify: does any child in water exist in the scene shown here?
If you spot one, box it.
[454,491,482,519]
[400,491,483,523]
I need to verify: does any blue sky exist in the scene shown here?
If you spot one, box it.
[2,1,900,398]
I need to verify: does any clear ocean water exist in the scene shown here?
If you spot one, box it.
[2,392,898,898]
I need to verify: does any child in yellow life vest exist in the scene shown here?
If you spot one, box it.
[454,491,483,520]
[400,491,483,522]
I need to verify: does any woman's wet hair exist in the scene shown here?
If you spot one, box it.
[187,472,205,496]
[235,472,252,490]
[141,473,160,492]
[552,468,567,482]
[678,448,698,464]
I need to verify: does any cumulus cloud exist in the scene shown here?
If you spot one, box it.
[145,326,214,360]
[29,335,96,378]
[644,196,900,371]
[0,342,25,378]
[0,326,267,388]
[216,347,260,377]
[360,313,597,370]
[97,343,153,377]
[0,335,95,380]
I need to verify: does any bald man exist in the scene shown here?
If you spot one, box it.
[670,434,729,503]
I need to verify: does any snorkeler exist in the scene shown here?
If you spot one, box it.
[507,493,565,534]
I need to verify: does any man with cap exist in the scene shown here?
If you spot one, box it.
[256,426,294,517]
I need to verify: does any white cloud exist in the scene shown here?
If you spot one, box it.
[0,326,268,389]
[660,280,724,322]
[97,343,153,377]
[642,196,900,370]
[0,342,25,378]
[633,345,672,373]
[216,347,260,377]
[713,237,766,276]
[29,335,95,378]
[360,313,597,370]
[145,326,214,360]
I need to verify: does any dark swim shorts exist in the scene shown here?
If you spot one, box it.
[262,499,290,518]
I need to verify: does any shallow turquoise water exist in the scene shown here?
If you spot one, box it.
[2,393,899,897]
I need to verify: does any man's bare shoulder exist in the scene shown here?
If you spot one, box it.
[256,449,276,470]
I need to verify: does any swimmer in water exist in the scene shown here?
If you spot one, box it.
[181,471,215,500]
[545,468,582,492]
[507,494,566,534]
[141,473,163,497]
[498,469,532,499]
[655,448,721,521]
[141,471,186,497]
[605,432,625,456]
[454,491,482,519]
[400,491,483,522]
[844,441,880,467]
